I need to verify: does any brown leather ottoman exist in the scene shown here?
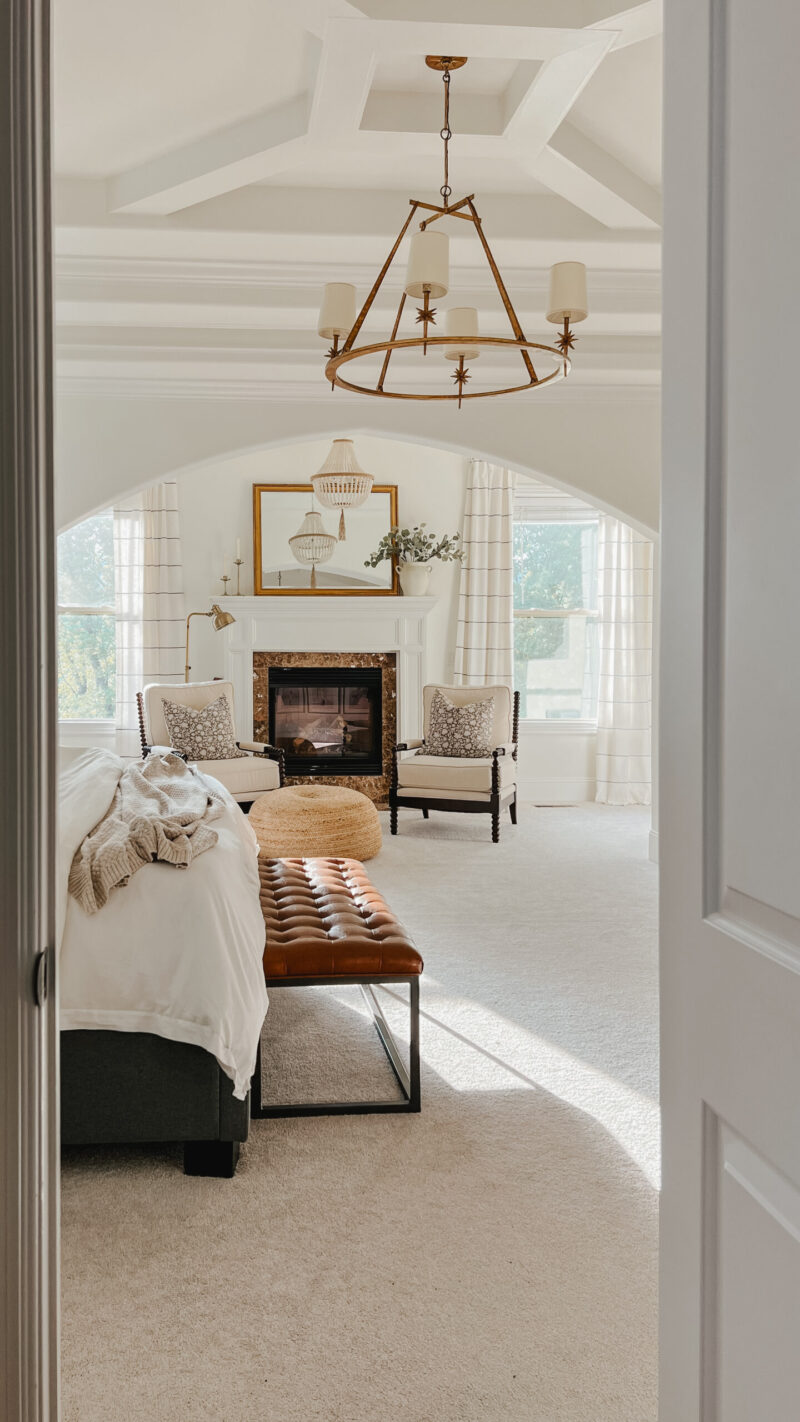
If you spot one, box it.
[252,857,423,1117]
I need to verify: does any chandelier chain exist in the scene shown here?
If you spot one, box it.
[440,64,452,206]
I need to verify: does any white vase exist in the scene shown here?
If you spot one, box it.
[398,561,432,597]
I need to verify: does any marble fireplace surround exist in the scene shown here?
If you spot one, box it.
[220,596,436,802]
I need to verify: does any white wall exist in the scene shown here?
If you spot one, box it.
[179,436,467,688]
[56,396,661,803]
[55,393,660,536]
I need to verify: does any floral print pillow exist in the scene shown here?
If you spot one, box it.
[161,693,247,761]
[420,689,496,758]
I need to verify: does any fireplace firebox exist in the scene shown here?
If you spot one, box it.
[268,666,383,777]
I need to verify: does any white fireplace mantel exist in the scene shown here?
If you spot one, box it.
[219,596,437,744]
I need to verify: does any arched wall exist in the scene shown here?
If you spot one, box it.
[55,396,660,805]
[55,392,660,535]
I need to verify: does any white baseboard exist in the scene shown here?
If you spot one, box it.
[648,828,659,863]
[519,777,597,806]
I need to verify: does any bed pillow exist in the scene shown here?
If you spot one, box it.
[161,693,247,762]
[420,689,496,758]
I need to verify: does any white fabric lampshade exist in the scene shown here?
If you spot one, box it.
[318,283,356,340]
[444,307,480,361]
[546,262,588,324]
[404,230,449,300]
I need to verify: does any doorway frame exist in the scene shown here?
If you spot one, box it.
[0,1,60,1417]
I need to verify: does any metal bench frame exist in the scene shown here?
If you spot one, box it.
[250,973,420,1118]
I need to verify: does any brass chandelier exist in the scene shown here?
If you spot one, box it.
[318,55,588,406]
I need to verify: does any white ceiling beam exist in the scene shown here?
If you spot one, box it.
[589,0,662,49]
[533,124,660,229]
[54,300,659,337]
[503,35,616,153]
[353,17,623,62]
[307,18,376,137]
[291,0,366,43]
[108,96,310,216]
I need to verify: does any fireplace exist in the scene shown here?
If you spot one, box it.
[269,666,383,777]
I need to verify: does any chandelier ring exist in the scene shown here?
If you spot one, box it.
[325,333,570,401]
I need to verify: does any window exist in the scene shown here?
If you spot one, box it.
[57,512,115,720]
[513,494,599,722]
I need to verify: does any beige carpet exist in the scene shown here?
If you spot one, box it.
[61,805,659,1422]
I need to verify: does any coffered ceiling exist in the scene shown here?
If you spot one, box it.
[53,0,662,404]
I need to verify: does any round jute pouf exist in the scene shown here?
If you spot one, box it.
[248,783,382,861]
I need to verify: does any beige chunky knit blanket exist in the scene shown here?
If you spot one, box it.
[68,751,225,916]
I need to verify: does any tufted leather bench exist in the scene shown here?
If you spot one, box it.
[252,857,423,1117]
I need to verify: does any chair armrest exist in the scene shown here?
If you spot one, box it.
[394,739,425,754]
[144,744,189,762]
[492,743,518,758]
[236,740,282,761]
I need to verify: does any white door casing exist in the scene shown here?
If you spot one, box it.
[660,2,800,1419]
[0,1,60,1418]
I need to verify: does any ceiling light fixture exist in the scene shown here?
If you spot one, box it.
[310,438,374,540]
[318,55,588,406]
[288,503,337,589]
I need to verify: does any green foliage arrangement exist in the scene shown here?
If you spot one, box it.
[365,523,465,568]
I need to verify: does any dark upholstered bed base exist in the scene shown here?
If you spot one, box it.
[60,1030,250,1177]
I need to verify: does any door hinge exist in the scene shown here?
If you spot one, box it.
[33,949,48,1007]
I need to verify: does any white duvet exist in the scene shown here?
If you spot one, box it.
[58,749,268,1099]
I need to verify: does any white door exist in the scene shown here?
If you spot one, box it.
[660,2,800,1418]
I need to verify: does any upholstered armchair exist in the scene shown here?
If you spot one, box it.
[390,684,520,843]
[136,680,284,805]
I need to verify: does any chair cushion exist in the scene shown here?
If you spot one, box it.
[397,752,515,794]
[423,683,512,747]
[259,857,423,979]
[423,688,495,758]
[143,680,238,749]
[196,755,281,798]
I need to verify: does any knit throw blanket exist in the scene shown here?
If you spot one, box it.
[68,752,226,916]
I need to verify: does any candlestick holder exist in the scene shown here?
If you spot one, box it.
[220,572,231,596]
[233,556,244,595]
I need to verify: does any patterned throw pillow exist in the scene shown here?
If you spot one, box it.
[161,693,247,761]
[420,689,496,759]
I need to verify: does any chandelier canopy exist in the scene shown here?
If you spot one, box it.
[318,55,588,406]
[310,438,373,540]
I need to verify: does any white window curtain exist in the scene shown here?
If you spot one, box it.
[595,514,654,805]
[113,481,186,736]
[454,460,515,687]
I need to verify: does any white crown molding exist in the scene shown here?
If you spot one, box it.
[54,251,662,297]
[56,372,661,405]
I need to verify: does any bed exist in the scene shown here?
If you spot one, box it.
[58,749,268,1176]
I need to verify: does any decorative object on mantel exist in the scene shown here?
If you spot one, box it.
[288,499,337,590]
[184,604,235,682]
[233,538,244,595]
[364,523,464,597]
[310,438,374,541]
[317,55,588,406]
[253,483,398,595]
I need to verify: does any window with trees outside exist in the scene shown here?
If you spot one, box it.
[513,487,599,722]
[57,512,116,721]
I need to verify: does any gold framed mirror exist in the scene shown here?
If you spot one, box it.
[253,483,399,596]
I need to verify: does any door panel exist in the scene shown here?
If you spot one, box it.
[661,1,800,1418]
